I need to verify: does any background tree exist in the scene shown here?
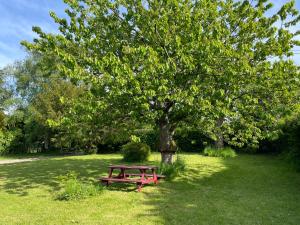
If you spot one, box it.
[29,79,83,151]
[0,54,84,153]
[23,0,300,163]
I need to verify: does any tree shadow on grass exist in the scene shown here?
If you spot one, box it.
[139,155,300,225]
[0,156,139,196]
[0,155,163,196]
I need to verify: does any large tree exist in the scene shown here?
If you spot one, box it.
[23,0,300,163]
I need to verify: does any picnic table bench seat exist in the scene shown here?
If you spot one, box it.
[124,173,166,179]
[100,177,142,183]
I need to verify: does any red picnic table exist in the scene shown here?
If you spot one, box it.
[100,165,165,192]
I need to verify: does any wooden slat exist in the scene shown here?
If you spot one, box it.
[108,165,158,170]
[125,173,166,179]
[100,177,141,183]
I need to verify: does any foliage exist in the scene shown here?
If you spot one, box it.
[260,108,300,170]
[10,52,60,102]
[158,156,186,180]
[0,68,13,112]
[2,109,28,154]
[175,129,212,152]
[22,0,300,161]
[0,54,85,153]
[122,142,151,162]
[30,79,84,150]
[56,171,102,201]
[137,129,159,152]
[83,146,98,155]
[282,109,300,171]
[203,146,237,158]
[0,130,14,155]
[0,111,5,130]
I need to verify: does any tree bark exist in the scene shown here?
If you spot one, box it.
[44,133,49,151]
[158,114,176,164]
[214,116,225,149]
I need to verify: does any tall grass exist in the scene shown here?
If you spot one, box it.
[158,156,186,180]
[203,146,237,158]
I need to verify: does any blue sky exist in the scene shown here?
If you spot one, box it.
[0,0,299,68]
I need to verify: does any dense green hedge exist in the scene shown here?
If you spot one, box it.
[258,116,300,170]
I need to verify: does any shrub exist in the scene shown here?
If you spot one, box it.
[203,146,237,158]
[57,171,102,201]
[122,142,151,162]
[158,156,186,180]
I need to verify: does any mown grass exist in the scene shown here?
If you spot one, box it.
[0,153,299,225]
[0,152,57,160]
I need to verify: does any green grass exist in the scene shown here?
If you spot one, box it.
[0,153,299,225]
[0,152,58,160]
[0,155,27,160]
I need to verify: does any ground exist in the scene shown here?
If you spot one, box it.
[0,153,299,225]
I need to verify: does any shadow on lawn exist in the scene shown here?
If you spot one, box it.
[0,156,125,196]
[0,155,162,196]
[139,155,300,225]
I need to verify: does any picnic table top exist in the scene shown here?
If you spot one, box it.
[108,165,158,170]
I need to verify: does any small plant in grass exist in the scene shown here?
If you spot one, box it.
[122,142,151,162]
[203,146,237,158]
[158,156,186,180]
[57,171,102,201]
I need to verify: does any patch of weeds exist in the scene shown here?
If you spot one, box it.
[158,156,186,181]
[56,171,103,201]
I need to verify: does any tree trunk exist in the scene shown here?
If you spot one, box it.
[161,152,174,164]
[214,116,225,149]
[44,133,49,151]
[158,114,176,164]
[214,133,224,149]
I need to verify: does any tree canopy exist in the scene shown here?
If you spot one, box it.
[22,0,300,163]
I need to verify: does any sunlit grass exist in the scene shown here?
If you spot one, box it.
[0,153,299,225]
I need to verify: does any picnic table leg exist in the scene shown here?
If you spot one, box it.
[136,169,146,192]
[139,169,146,182]
[107,168,114,186]
[137,183,143,192]
[121,168,126,179]
[152,168,158,184]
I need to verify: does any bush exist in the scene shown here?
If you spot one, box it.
[158,156,186,180]
[57,171,102,201]
[122,142,151,162]
[203,146,237,158]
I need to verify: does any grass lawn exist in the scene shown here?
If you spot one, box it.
[0,153,299,225]
[0,155,26,160]
[0,153,52,160]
